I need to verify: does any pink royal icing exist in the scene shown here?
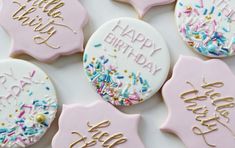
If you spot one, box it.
[0,0,88,62]
[114,0,175,18]
[161,56,235,148]
[52,101,145,148]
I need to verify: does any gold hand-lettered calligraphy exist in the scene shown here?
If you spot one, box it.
[70,120,127,148]
[12,0,77,49]
[180,78,235,147]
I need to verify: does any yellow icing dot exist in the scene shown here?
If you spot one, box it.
[35,114,46,123]
[124,70,128,73]
[195,34,200,39]
[9,114,13,118]
[92,57,96,61]
[206,15,212,20]
[186,6,192,11]
[1,123,5,126]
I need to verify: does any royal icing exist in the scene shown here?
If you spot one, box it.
[0,0,88,62]
[161,56,235,148]
[0,59,57,147]
[83,18,170,106]
[114,0,175,18]
[52,101,144,148]
[175,0,235,57]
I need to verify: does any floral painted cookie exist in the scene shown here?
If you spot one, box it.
[175,0,235,58]
[161,56,235,148]
[0,59,57,147]
[83,18,170,106]
[52,101,144,148]
[114,0,175,18]
[0,0,88,62]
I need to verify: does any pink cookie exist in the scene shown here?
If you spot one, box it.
[161,56,235,148]
[0,0,88,62]
[114,0,175,18]
[52,101,144,148]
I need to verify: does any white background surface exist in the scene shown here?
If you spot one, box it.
[0,0,235,148]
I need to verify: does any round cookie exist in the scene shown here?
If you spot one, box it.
[0,0,88,62]
[114,0,175,18]
[0,59,57,147]
[83,18,170,106]
[175,0,235,58]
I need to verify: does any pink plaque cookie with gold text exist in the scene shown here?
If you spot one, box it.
[0,0,88,62]
[52,101,144,148]
[114,0,175,18]
[161,56,235,148]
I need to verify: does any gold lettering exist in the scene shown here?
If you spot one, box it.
[70,120,127,147]
[102,133,127,148]
[192,126,217,147]
[70,132,96,148]
[12,0,76,49]
[180,79,235,147]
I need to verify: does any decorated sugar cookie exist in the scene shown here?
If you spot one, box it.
[175,0,235,58]
[0,0,88,62]
[0,59,57,147]
[114,0,175,18]
[83,18,170,106]
[52,101,144,148]
[161,56,235,148]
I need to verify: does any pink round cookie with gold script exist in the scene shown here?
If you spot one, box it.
[161,56,235,148]
[114,0,175,18]
[0,0,88,62]
[52,101,144,148]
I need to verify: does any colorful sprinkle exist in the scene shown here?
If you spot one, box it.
[85,55,151,106]
[176,0,235,57]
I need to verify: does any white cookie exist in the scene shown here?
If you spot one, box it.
[0,59,57,147]
[83,18,170,106]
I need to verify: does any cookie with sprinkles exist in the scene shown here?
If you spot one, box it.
[175,0,235,58]
[83,18,170,106]
[0,59,57,147]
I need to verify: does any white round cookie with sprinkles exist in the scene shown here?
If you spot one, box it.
[83,18,170,106]
[0,59,57,147]
[175,0,235,57]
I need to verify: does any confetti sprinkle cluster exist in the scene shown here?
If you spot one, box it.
[84,55,152,106]
[0,66,57,148]
[0,98,57,147]
[176,0,235,57]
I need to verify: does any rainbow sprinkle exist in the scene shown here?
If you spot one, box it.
[0,98,57,147]
[177,0,235,57]
[84,55,151,106]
